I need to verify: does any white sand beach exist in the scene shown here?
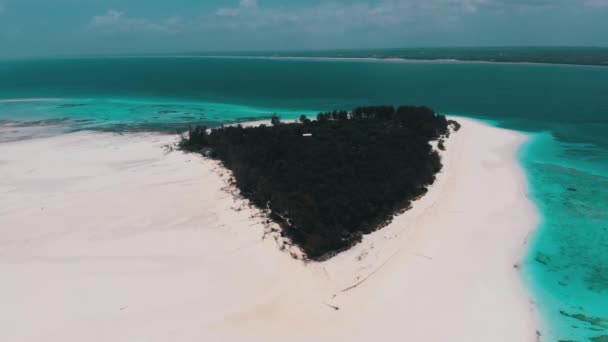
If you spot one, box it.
[0,118,539,341]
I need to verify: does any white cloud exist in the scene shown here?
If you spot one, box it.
[240,0,258,9]
[89,9,183,34]
[458,0,491,13]
[215,8,240,17]
[450,0,556,13]
[216,0,258,17]
[197,0,571,45]
[90,9,124,27]
[86,0,568,41]
[209,0,551,31]
[210,1,446,33]
[584,0,608,8]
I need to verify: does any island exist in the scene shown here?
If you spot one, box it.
[187,46,608,66]
[0,108,539,342]
[180,105,459,259]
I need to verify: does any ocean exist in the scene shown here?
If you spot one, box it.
[1,56,607,341]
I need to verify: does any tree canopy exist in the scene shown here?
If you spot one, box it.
[180,106,456,259]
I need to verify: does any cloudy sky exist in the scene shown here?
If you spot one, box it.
[0,0,607,57]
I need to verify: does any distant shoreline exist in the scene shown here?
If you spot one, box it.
[87,54,608,68]
[7,53,607,68]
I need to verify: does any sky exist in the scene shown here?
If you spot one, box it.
[0,0,607,57]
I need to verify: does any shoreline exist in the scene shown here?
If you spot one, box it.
[8,53,604,68]
[0,118,540,341]
[101,54,608,69]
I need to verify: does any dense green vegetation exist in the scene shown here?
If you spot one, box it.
[180,106,457,259]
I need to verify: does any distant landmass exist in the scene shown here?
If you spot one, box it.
[180,106,458,259]
[183,47,608,67]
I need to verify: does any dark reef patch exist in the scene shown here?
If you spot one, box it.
[560,311,608,329]
[57,103,86,109]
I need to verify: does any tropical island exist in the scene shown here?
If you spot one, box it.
[1,103,539,342]
[180,105,459,259]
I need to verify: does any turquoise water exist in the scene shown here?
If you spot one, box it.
[0,97,312,137]
[1,57,607,341]
[520,133,608,341]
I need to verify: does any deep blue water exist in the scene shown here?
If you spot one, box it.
[1,57,607,341]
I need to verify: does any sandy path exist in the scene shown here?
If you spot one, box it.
[0,118,539,341]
